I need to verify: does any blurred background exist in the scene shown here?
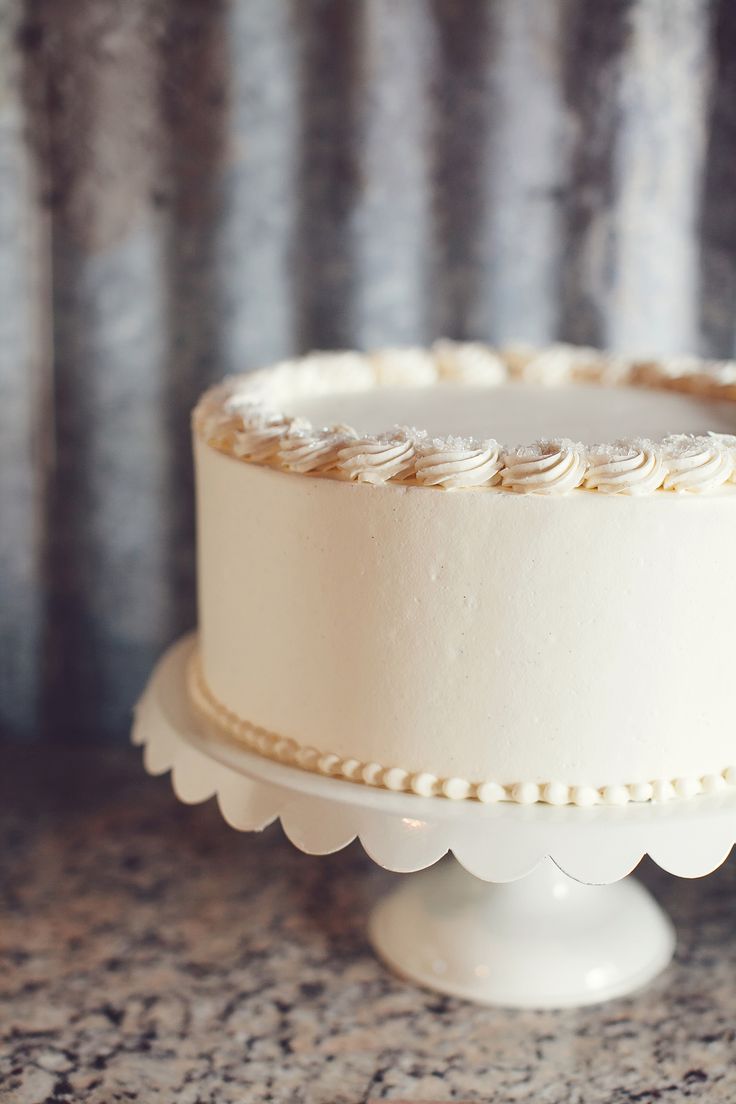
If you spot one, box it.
[1,0,734,745]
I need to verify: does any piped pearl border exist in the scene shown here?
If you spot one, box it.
[187,651,736,808]
[193,342,736,496]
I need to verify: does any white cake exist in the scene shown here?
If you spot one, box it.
[189,342,736,806]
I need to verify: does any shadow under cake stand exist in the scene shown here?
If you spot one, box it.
[133,635,736,1009]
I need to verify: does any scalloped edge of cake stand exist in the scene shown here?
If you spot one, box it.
[133,634,736,885]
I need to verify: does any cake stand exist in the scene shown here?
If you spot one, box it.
[133,635,736,1009]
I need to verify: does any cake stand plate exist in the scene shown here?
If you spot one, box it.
[133,635,736,1008]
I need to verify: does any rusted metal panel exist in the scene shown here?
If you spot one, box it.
[2,0,735,740]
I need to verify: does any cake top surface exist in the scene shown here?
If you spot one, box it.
[193,341,736,495]
[279,382,735,443]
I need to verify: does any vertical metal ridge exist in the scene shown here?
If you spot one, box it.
[351,0,435,347]
[428,0,495,340]
[293,0,360,351]
[0,1,51,740]
[159,0,228,387]
[158,0,229,644]
[698,0,736,358]
[219,0,299,371]
[560,0,632,348]
[474,0,572,345]
[606,0,714,355]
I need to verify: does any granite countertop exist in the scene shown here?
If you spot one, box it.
[1,744,735,1104]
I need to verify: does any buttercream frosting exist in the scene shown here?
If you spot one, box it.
[661,435,735,493]
[278,425,356,474]
[500,440,587,494]
[194,342,736,496]
[504,342,609,385]
[191,342,736,808]
[584,440,666,495]
[414,437,502,489]
[232,413,296,463]
[432,339,507,385]
[336,429,419,484]
[370,346,438,387]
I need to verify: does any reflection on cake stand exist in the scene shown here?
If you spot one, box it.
[133,635,736,1009]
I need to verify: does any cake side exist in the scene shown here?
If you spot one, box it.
[192,436,736,806]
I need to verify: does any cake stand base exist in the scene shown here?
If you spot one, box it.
[135,635,736,1008]
[369,856,675,1008]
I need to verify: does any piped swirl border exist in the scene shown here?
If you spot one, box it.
[193,341,736,496]
[187,650,736,808]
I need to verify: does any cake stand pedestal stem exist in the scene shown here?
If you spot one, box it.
[368,856,675,1008]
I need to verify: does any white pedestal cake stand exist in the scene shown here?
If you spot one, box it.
[133,635,736,1009]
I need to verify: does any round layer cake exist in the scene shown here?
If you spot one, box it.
[190,341,736,807]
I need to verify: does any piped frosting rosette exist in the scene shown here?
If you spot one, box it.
[336,427,419,484]
[661,434,735,493]
[584,439,666,495]
[415,437,503,489]
[278,424,358,474]
[500,439,587,494]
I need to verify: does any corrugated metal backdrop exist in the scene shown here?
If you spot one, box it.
[1,0,735,742]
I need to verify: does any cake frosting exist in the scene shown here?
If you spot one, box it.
[190,342,736,805]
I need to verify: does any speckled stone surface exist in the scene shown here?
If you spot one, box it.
[1,745,736,1104]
